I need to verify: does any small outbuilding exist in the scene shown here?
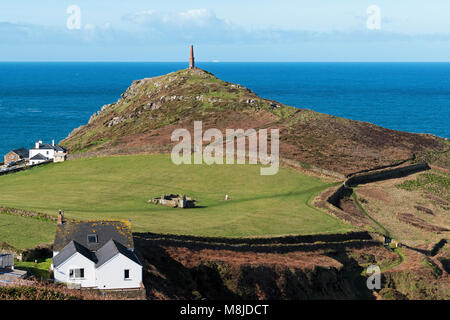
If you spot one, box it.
[0,254,14,269]
[0,254,28,282]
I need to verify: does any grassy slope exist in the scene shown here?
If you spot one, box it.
[0,154,353,238]
[0,213,55,249]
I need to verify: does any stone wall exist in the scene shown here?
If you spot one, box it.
[322,162,432,236]
[0,160,52,176]
[0,207,58,222]
[345,163,430,187]
[326,185,353,207]
[345,158,413,177]
[97,287,147,300]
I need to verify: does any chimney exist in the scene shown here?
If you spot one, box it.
[189,45,195,69]
[57,210,64,225]
[52,139,55,146]
[35,141,40,149]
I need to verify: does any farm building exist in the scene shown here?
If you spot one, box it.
[3,148,29,166]
[51,215,142,290]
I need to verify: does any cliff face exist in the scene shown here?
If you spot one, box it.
[61,68,449,175]
[134,236,375,300]
[133,234,450,300]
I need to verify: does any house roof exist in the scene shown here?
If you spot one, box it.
[53,220,134,252]
[11,148,29,159]
[53,145,67,152]
[29,154,49,161]
[30,143,67,152]
[52,240,97,268]
[53,239,141,269]
[95,239,141,268]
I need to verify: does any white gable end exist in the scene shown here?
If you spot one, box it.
[53,252,96,288]
[96,253,142,290]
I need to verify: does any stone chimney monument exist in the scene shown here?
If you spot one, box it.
[189,45,195,69]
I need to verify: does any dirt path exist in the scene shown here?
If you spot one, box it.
[351,192,391,237]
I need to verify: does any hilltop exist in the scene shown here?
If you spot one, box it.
[61,68,449,176]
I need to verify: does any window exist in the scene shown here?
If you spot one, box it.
[124,269,130,280]
[87,234,98,243]
[69,268,84,279]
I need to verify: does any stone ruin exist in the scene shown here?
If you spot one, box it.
[149,194,197,209]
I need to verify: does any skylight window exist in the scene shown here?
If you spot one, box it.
[87,234,98,244]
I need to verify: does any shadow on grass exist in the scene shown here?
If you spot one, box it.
[14,266,49,280]
[15,258,51,280]
[133,231,376,254]
[402,238,447,257]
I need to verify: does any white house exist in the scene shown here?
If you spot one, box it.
[52,216,143,290]
[29,153,49,165]
[53,241,97,288]
[29,140,67,165]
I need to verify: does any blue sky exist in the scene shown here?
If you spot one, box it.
[1,0,450,61]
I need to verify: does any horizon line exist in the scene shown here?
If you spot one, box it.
[1,61,450,63]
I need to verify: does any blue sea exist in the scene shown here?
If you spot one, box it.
[0,62,449,156]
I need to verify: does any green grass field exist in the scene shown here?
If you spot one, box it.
[0,213,55,249]
[0,154,353,240]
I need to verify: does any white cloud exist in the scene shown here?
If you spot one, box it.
[124,8,226,27]
[120,8,450,45]
[122,9,240,43]
[1,8,450,48]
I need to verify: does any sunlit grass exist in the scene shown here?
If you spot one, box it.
[0,154,353,238]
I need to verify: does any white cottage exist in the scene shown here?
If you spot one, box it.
[52,217,143,290]
[29,140,67,165]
